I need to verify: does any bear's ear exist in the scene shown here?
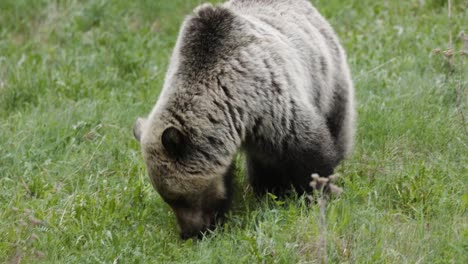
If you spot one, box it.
[133,117,147,143]
[161,127,187,157]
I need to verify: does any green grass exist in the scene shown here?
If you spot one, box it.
[1,0,467,263]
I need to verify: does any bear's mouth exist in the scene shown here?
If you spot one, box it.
[180,225,212,240]
[176,209,215,240]
[175,208,225,240]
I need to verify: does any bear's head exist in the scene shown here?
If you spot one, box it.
[133,90,239,239]
[133,3,247,239]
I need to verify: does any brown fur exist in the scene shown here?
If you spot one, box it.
[134,0,355,239]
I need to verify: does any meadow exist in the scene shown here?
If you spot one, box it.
[0,0,467,263]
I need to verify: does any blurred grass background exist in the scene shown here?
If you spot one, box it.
[0,0,467,263]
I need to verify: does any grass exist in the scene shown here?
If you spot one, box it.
[0,0,467,263]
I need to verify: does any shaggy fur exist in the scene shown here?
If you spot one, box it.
[134,0,355,239]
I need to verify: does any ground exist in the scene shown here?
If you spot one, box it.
[0,0,467,263]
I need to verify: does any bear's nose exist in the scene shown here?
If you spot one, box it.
[180,231,194,240]
[178,216,213,240]
[179,227,209,240]
[173,207,207,239]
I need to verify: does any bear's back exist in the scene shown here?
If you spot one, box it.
[224,0,350,118]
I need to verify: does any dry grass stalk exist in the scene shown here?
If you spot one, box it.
[308,174,343,264]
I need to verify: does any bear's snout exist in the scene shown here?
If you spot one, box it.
[173,207,213,240]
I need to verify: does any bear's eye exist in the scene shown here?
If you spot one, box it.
[161,127,187,157]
